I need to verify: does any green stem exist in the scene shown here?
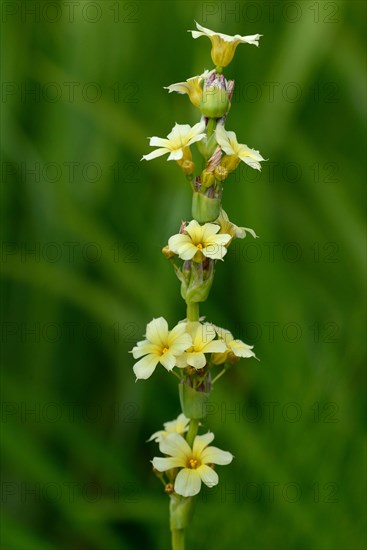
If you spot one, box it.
[186,418,199,447]
[186,302,199,322]
[171,528,185,550]
[211,367,228,384]
[206,117,217,140]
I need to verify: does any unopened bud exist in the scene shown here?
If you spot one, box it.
[165,483,174,494]
[201,169,215,188]
[162,245,175,259]
[178,159,195,175]
[214,165,228,182]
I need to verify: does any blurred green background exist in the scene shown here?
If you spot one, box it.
[1,1,366,549]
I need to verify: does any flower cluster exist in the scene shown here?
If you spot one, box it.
[131,318,253,379]
[132,21,265,546]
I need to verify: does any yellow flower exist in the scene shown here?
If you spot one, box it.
[148,413,190,443]
[211,325,256,365]
[189,21,261,67]
[164,70,214,108]
[152,432,233,497]
[142,121,206,161]
[215,124,265,171]
[131,317,192,380]
[176,322,227,369]
[168,220,231,262]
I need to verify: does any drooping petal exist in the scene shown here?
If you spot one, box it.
[133,354,160,380]
[237,146,265,171]
[174,468,202,497]
[159,433,191,461]
[146,317,169,346]
[201,445,234,465]
[192,432,215,456]
[198,464,219,488]
[230,340,256,358]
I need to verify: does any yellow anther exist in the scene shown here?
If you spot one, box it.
[162,347,169,354]
[197,243,203,250]
[189,458,198,469]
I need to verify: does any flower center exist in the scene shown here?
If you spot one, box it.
[188,458,200,469]
[161,347,169,354]
[196,243,203,250]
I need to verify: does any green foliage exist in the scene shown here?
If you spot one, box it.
[1,1,365,548]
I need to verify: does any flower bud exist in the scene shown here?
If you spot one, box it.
[214,165,228,182]
[178,159,195,175]
[201,169,215,189]
[165,483,174,494]
[162,245,175,259]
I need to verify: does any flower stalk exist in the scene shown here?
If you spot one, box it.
[131,21,265,549]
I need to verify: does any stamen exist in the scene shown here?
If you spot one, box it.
[162,347,169,354]
[197,243,203,249]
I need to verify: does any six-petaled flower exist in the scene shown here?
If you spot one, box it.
[152,432,233,496]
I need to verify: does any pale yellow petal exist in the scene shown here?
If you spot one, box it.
[146,317,169,346]
[185,220,203,244]
[159,433,191,461]
[198,464,219,488]
[186,351,207,369]
[201,445,233,465]
[192,432,215,456]
[133,354,160,380]
[174,468,202,497]
[142,148,169,161]
[152,456,185,471]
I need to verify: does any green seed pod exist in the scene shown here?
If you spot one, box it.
[192,192,221,223]
[179,383,210,420]
[200,86,230,118]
